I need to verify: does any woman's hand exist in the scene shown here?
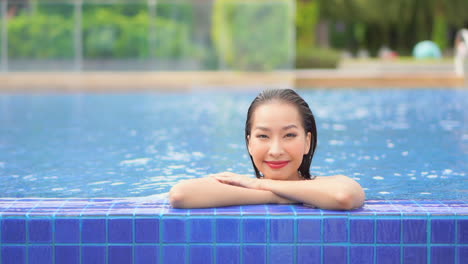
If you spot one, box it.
[211,172,261,190]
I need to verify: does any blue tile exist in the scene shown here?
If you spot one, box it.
[55,246,79,264]
[270,245,294,263]
[135,219,159,243]
[403,246,427,264]
[376,246,401,264]
[190,246,213,264]
[216,246,240,264]
[270,219,294,243]
[163,245,186,263]
[2,219,26,243]
[324,218,348,243]
[55,219,80,243]
[162,218,186,243]
[458,219,468,244]
[431,219,455,243]
[188,208,215,216]
[323,246,347,264]
[2,246,26,264]
[377,219,401,244]
[297,245,321,264]
[243,245,266,264]
[350,246,373,264]
[267,205,295,215]
[109,246,133,264]
[459,246,468,264]
[135,245,159,264]
[29,219,52,243]
[350,219,374,243]
[82,246,106,264]
[82,219,106,243]
[215,206,241,215]
[243,219,267,243]
[216,219,240,243]
[402,219,427,244]
[242,205,267,215]
[297,219,321,243]
[189,218,214,243]
[108,218,133,243]
[29,245,53,264]
[431,246,455,264]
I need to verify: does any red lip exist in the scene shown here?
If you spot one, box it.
[265,161,289,169]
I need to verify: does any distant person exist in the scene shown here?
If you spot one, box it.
[169,89,365,210]
[455,29,468,76]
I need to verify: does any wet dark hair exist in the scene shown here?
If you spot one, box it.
[245,89,318,179]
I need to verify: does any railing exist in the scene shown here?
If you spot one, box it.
[454,28,468,77]
[0,0,294,72]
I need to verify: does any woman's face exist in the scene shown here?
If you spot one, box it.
[248,101,311,181]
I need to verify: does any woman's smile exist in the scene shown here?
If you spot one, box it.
[264,160,290,169]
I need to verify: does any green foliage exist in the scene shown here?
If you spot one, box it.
[295,46,340,69]
[8,13,74,59]
[213,0,294,71]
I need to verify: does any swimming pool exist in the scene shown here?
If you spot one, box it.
[1,89,467,264]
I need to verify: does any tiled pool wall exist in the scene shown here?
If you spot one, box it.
[0,199,467,264]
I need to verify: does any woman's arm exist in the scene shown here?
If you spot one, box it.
[169,175,295,209]
[214,174,365,210]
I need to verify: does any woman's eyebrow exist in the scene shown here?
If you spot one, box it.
[254,124,298,131]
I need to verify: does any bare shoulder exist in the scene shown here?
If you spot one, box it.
[314,174,354,181]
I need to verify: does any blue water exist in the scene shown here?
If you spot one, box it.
[0,89,466,200]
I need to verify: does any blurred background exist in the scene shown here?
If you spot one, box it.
[0,0,467,72]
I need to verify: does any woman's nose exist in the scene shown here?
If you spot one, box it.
[268,139,284,157]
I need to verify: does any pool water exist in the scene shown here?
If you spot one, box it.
[0,89,466,200]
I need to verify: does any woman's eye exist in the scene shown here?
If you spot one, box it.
[285,133,297,138]
[256,134,268,139]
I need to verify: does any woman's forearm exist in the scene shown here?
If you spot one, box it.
[169,177,294,208]
[258,175,365,210]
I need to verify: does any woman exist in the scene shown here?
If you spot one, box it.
[169,89,365,210]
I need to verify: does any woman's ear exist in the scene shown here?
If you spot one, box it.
[247,135,252,155]
[305,132,311,154]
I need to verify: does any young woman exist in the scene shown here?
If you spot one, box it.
[169,89,365,210]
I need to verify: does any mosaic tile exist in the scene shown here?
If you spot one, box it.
[270,218,294,243]
[403,246,427,264]
[458,219,468,244]
[243,245,266,264]
[163,245,186,264]
[402,219,427,244]
[323,246,347,264]
[267,204,295,215]
[55,245,79,264]
[215,205,242,215]
[376,246,401,264]
[189,218,214,243]
[135,245,159,264]
[297,245,321,264]
[216,245,240,264]
[324,218,348,243]
[376,219,401,244]
[2,246,26,264]
[28,245,53,264]
[109,246,133,264]
[55,219,80,243]
[431,246,455,264]
[108,218,133,243]
[1,218,26,243]
[82,219,106,243]
[216,218,240,243]
[29,219,53,243]
[82,246,106,264]
[294,205,323,216]
[431,219,455,244]
[270,245,294,263]
[243,219,267,243]
[241,204,267,215]
[162,218,186,243]
[188,208,215,216]
[459,246,468,264]
[350,219,375,243]
[190,246,214,264]
[297,218,321,243]
[350,246,374,264]
[135,219,160,243]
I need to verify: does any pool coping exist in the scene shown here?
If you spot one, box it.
[0,71,465,92]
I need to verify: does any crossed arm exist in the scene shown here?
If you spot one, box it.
[169,173,365,210]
